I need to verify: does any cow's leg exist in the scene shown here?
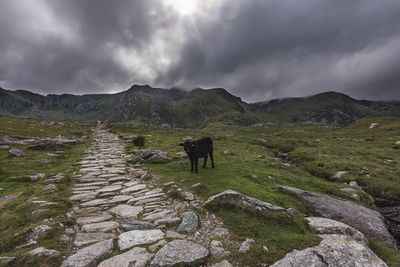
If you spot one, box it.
[203,155,208,168]
[194,158,199,173]
[210,151,215,168]
[190,159,194,172]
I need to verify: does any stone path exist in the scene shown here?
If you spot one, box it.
[61,128,233,267]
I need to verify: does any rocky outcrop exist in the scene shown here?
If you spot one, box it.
[271,235,387,267]
[204,190,285,213]
[277,185,397,249]
[28,136,82,151]
[150,240,209,267]
[305,217,366,243]
[271,217,388,267]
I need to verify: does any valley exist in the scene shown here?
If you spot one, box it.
[0,114,399,266]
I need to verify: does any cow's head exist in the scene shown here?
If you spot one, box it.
[179,141,195,155]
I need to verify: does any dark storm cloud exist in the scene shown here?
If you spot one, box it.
[0,0,400,100]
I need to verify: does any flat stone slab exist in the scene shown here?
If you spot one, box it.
[107,195,133,205]
[74,232,116,246]
[121,184,147,194]
[97,185,123,193]
[277,185,397,249]
[124,181,141,187]
[81,221,119,232]
[108,204,143,218]
[150,240,209,267]
[80,198,107,207]
[76,214,113,225]
[70,192,97,203]
[142,210,176,222]
[118,230,165,250]
[128,193,165,204]
[98,247,153,267]
[120,220,156,231]
[204,190,285,212]
[61,239,113,267]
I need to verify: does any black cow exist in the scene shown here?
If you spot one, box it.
[179,137,215,173]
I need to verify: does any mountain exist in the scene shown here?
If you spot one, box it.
[1,86,399,127]
[251,91,400,125]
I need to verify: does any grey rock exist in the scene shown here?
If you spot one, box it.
[210,260,234,267]
[107,204,143,218]
[340,187,359,199]
[121,184,147,194]
[70,192,97,203]
[277,185,397,249]
[182,191,195,201]
[369,123,380,129]
[150,240,209,267]
[8,147,25,157]
[43,184,58,193]
[136,150,170,161]
[177,211,199,233]
[28,224,52,242]
[270,235,387,267]
[61,239,113,267]
[330,171,347,181]
[306,217,367,243]
[30,173,45,181]
[120,220,155,231]
[212,227,230,238]
[239,238,255,253]
[81,221,119,232]
[118,229,165,250]
[205,190,285,213]
[28,247,61,257]
[98,247,153,267]
[76,214,113,225]
[74,232,116,246]
[210,245,231,258]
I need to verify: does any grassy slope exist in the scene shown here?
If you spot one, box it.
[0,115,90,267]
[110,117,400,266]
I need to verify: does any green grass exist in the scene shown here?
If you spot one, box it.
[110,118,400,266]
[0,115,90,267]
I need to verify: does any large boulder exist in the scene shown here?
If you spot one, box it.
[61,239,113,267]
[277,185,397,249]
[150,240,209,267]
[204,190,285,212]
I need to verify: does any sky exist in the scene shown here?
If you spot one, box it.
[0,0,400,102]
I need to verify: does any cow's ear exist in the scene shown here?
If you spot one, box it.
[179,142,184,146]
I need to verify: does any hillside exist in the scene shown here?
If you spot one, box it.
[1,86,400,127]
